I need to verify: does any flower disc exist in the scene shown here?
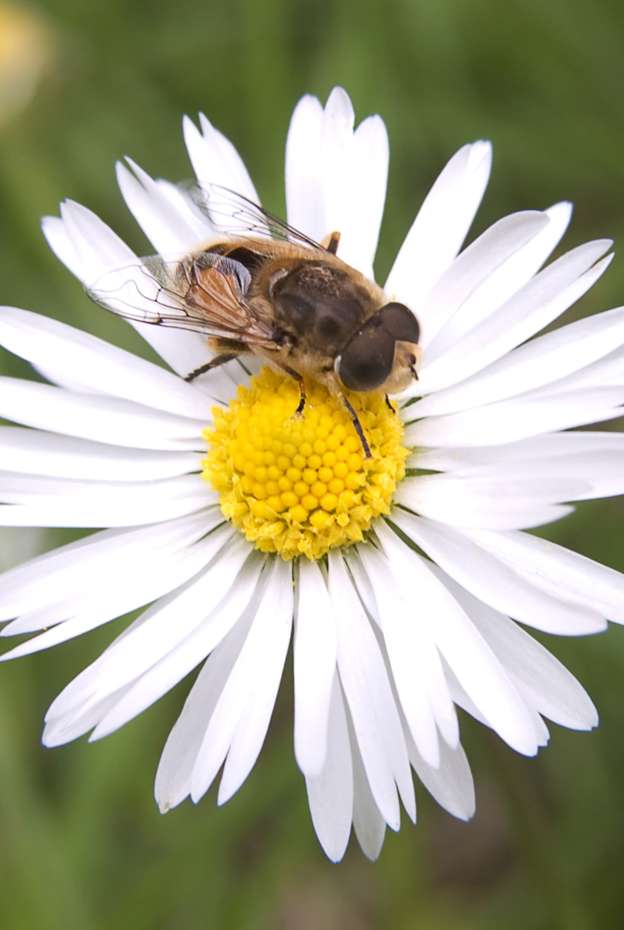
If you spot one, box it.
[202,367,408,559]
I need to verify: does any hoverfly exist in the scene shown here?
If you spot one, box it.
[88,185,421,456]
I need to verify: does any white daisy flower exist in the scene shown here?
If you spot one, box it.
[1,86,623,862]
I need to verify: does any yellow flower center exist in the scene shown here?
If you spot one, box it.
[202,367,408,560]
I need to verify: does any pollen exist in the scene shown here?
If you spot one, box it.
[202,368,408,560]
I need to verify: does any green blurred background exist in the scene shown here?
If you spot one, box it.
[1,1,624,927]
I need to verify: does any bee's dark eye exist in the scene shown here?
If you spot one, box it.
[338,327,395,391]
[377,302,420,344]
[337,302,420,392]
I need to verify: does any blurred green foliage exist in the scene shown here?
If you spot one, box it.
[1,1,624,927]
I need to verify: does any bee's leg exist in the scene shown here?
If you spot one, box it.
[277,364,307,416]
[340,394,372,459]
[385,394,397,414]
[183,352,239,383]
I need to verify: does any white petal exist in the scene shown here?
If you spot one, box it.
[417,211,550,348]
[407,731,475,820]
[374,522,544,756]
[183,113,258,201]
[414,430,624,473]
[285,94,327,241]
[0,306,216,419]
[385,141,492,313]
[88,552,265,740]
[405,387,624,449]
[388,512,606,636]
[304,677,353,862]
[0,509,214,623]
[410,303,624,418]
[1,534,220,660]
[116,159,212,255]
[46,529,246,718]
[0,377,206,451]
[351,732,387,860]
[43,687,132,747]
[466,528,624,621]
[417,242,612,394]
[0,427,199,482]
[216,561,293,804]
[425,202,573,358]
[395,472,584,530]
[189,558,294,804]
[42,202,218,380]
[350,546,459,750]
[354,546,441,767]
[286,88,389,277]
[328,551,415,825]
[0,473,212,528]
[154,615,253,811]
[293,559,337,776]
[437,573,597,730]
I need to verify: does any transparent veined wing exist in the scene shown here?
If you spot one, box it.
[87,251,276,344]
[184,183,325,251]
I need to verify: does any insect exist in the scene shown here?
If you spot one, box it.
[88,185,421,456]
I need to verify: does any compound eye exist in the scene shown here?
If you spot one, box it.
[377,302,420,344]
[337,326,395,392]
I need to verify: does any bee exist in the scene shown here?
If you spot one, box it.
[88,186,421,456]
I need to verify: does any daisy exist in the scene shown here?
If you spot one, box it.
[1,86,623,862]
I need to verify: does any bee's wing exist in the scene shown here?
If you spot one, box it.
[185,182,325,251]
[87,251,275,343]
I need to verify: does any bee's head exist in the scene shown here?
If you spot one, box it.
[336,302,420,393]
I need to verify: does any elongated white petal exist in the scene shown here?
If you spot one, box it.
[154,615,254,811]
[42,202,219,380]
[88,553,265,740]
[385,141,492,313]
[405,387,624,449]
[417,211,550,347]
[425,202,573,358]
[417,242,612,394]
[285,88,388,277]
[0,536,219,660]
[294,560,337,776]
[43,686,133,747]
[414,430,624,473]
[349,547,459,749]
[45,530,245,719]
[183,113,258,202]
[304,677,353,862]
[0,473,212,528]
[374,521,546,755]
[410,303,624,418]
[407,730,475,820]
[436,571,597,729]
[190,558,294,804]
[388,512,606,635]
[285,94,325,239]
[466,528,624,621]
[0,509,215,623]
[116,159,212,255]
[0,377,206,451]
[328,551,415,825]
[351,731,387,860]
[0,307,215,419]
[395,473,583,530]
[0,427,199,482]
[354,547,441,767]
